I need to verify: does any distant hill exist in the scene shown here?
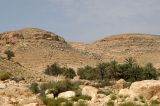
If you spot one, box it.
[70,33,160,68]
[0,28,98,72]
[0,28,160,81]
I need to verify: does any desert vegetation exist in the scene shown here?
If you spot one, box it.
[0,70,11,81]
[4,49,15,60]
[44,63,76,79]
[29,80,90,106]
[44,57,158,82]
[37,57,160,106]
[77,57,158,82]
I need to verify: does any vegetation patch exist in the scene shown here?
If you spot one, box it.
[0,70,11,81]
[120,102,140,106]
[77,57,159,82]
[71,95,91,101]
[97,90,112,96]
[44,63,76,79]
[106,100,114,106]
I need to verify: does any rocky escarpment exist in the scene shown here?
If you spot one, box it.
[0,28,65,45]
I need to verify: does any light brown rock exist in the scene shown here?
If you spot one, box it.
[112,79,127,89]
[58,91,75,99]
[24,103,38,106]
[82,86,98,98]
[130,80,160,99]
[46,94,54,98]
[0,83,7,89]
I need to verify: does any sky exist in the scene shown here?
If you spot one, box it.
[0,0,160,42]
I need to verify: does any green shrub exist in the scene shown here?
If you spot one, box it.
[71,95,91,101]
[0,71,11,81]
[77,58,159,82]
[110,94,117,100]
[150,100,160,106]
[29,83,40,94]
[40,80,80,97]
[120,102,139,106]
[76,101,88,106]
[77,66,100,80]
[4,49,15,60]
[44,63,76,79]
[62,101,73,106]
[44,63,63,76]
[95,80,112,88]
[97,90,112,96]
[63,68,76,79]
[106,100,114,106]
[42,97,69,106]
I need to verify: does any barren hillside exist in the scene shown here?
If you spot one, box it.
[0,28,98,73]
[70,33,160,68]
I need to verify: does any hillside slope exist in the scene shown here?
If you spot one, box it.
[70,33,160,68]
[0,28,99,73]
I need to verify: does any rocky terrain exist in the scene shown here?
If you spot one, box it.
[0,80,44,106]
[70,33,160,68]
[0,28,160,106]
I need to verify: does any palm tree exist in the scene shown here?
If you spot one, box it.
[97,62,109,80]
[108,60,119,80]
[125,57,136,67]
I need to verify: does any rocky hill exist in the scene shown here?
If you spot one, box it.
[0,28,160,82]
[0,28,99,81]
[70,33,160,68]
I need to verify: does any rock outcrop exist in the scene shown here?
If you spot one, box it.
[0,28,65,45]
[0,80,43,106]
[82,86,98,98]
[130,80,160,99]
[58,91,76,99]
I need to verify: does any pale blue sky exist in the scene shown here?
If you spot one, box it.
[0,0,160,42]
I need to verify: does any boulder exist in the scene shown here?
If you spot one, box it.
[46,94,54,98]
[58,91,75,99]
[118,88,139,99]
[130,80,160,99]
[112,79,127,89]
[82,86,98,98]
[0,83,7,89]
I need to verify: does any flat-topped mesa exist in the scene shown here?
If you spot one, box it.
[0,28,65,45]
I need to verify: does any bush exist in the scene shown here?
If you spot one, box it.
[42,97,69,106]
[71,95,91,101]
[63,68,76,79]
[106,100,114,106]
[76,101,88,106]
[63,101,73,106]
[150,100,160,106]
[0,71,11,81]
[120,102,139,106]
[97,90,112,96]
[110,94,117,100]
[4,49,15,60]
[77,57,159,82]
[44,63,76,79]
[44,63,63,76]
[29,83,40,94]
[95,80,112,88]
[39,80,80,97]
[77,66,100,80]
